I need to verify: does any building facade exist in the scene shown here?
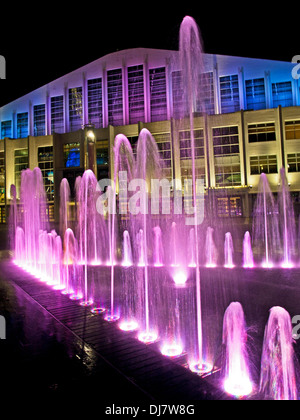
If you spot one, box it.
[0,48,299,223]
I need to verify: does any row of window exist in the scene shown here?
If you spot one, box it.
[0,66,296,139]
[5,143,300,204]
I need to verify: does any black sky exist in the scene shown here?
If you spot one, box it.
[0,3,297,107]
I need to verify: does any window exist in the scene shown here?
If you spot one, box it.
[88,78,103,128]
[179,129,205,187]
[152,132,172,180]
[38,147,54,202]
[14,149,28,196]
[107,69,123,126]
[179,129,204,160]
[285,120,300,140]
[51,96,64,134]
[202,72,215,115]
[217,197,242,217]
[33,104,46,136]
[149,67,167,122]
[250,155,278,175]
[0,151,4,203]
[69,87,83,132]
[64,143,80,168]
[220,75,240,113]
[272,81,293,108]
[213,126,241,187]
[17,113,28,138]
[172,70,183,118]
[287,153,300,172]
[97,143,109,182]
[245,78,266,110]
[128,65,144,124]
[1,120,12,139]
[248,123,276,143]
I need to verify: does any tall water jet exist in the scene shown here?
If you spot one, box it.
[9,184,17,251]
[253,173,280,267]
[63,228,81,297]
[205,227,217,267]
[135,128,162,344]
[224,232,234,268]
[20,168,48,272]
[278,168,296,268]
[122,230,133,267]
[15,226,25,266]
[259,306,297,400]
[179,16,208,374]
[137,229,146,267]
[153,226,163,267]
[223,302,253,398]
[187,228,196,267]
[59,178,71,238]
[243,231,254,268]
[105,134,135,322]
[77,170,98,305]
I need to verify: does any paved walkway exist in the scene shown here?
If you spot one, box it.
[0,254,221,403]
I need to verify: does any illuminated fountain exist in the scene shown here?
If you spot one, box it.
[243,231,254,268]
[222,302,253,398]
[252,173,280,268]
[278,168,296,268]
[259,307,297,400]
[224,232,234,269]
[11,15,300,400]
[205,227,217,268]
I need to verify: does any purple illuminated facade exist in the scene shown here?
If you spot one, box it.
[0,48,299,223]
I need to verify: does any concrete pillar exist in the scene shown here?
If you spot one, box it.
[28,101,33,136]
[64,82,69,133]
[143,55,150,123]
[122,60,128,125]
[102,64,108,128]
[265,71,272,109]
[213,57,221,114]
[238,67,245,110]
[46,92,51,135]
[82,72,88,126]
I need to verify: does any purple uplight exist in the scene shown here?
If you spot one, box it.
[104,314,120,322]
[119,320,139,332]
[224,376,253,398]
[138,331,158,344]
[161,342,183,358]
[91,307,106,315]
[173,271,187,285]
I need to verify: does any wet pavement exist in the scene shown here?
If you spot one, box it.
[0,255,152,402]
[0,252,222,405]
[2,215,300,404]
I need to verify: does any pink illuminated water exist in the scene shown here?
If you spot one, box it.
[10,15,300,401]
[278,168,296,268]
[224,232,234,268]
[253,173,280,268]
[243,231,254,268]
[259,306,297,400]
[153,226,163,267]
[122,230,133,267]
[222,302,253,398]
[205,227,217,267]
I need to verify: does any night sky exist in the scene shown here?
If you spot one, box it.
[0,3,297,107]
